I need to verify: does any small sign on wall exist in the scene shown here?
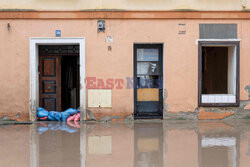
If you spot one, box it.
[55,30,61,37]
[178,23,186,35]
[106,36,114,43]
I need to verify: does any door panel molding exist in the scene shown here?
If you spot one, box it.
[41,58,57,77]
[39,55,61,111]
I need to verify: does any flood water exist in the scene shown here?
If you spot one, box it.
[1,120,250,167]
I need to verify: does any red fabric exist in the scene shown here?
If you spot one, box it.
[67,114,76,122]
[37,116,48,120]
[74,113,80,122]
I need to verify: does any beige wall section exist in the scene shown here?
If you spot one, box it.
[0,0,250,11]
[0,19,249,119]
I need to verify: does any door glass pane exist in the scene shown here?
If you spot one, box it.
[137,76,160,88]
[137,49,159,61]
[137,62,159,75]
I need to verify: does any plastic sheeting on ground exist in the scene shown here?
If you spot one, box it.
[37,107,80,122]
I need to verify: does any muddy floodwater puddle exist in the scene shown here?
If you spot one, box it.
[1,120,250,167]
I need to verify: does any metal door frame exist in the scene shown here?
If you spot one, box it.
[133,43,163,119]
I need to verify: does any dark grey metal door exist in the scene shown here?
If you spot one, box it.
[134,44,163,119]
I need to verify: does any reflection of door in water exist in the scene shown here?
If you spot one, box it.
[39,55,62,111]
[134,44,163,118]
[134,123,163,167]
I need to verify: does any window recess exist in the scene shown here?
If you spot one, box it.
[198,41,240,107]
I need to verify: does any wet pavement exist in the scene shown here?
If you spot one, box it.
[1,120,250,167]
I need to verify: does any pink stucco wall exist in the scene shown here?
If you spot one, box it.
[0,19,249,121]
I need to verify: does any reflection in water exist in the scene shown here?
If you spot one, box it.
[38,122,80,167]
[38,122,80,134]
[1,121,250,167]
[200,137,237,167]
[248,139,250,156]
[134,123,163,167]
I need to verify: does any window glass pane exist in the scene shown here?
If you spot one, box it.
[137,49,159,61]
[137,62,159,75]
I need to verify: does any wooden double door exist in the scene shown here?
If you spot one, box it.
[134,44,163,119]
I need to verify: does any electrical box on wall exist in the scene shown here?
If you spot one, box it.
[97,20,105,32]
[88,89,112,107]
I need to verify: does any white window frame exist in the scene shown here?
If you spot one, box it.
[29,37,86,121]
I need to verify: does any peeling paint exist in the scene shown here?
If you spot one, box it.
[111,116,121,120]
[164,104,169,111]
[124,114,134,122]
[163,89,168,120]
[199,111,235,120]
[203,108,218,112]
[164,99,250,120]
[245,103,250,109]
[163,89,168,100]
[165,111,198,120]
[15,112,20,118]
[245,85,250,99]
[87,110,97,121]
[100,115,111,122]
[30,99,37,122]
[86,109,123,122]
[0,113,29,122]
[0,116,10,121]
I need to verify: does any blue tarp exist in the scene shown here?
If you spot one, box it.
[37,108,79,122]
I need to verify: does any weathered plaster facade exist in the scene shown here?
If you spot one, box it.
[0,1,250,121]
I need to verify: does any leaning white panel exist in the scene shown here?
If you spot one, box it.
[201,94,236,103]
